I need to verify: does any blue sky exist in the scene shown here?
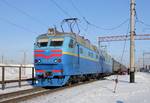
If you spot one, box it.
[0,0,150,65]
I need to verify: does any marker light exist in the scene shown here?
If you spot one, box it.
[53,58,61,63]
[35,59,41,63]
[57,59,62,63]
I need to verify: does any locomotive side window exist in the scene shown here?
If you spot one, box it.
[88,52,93,58]
[91,53,93,58]
[69,39,74,48]
[50,38,63,46]
[79,48,83,54]
[96,54,98,59]
[88,52,90,57]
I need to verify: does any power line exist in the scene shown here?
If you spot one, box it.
[69,0,93,32]
[135,11,150,27]
[0,17,38,34]
[78,23,88,36]
[69,0,129,31]
[1,0,48,28]
[137,20,150,27]
[49,0,86,34]
[120,22,130,62]
[49,0,89,34]
[69,0,85,19]
[87,18,129,31]
[143,28,150,32]
[69,0,90,33]
[49,0,72,17]
[69,0,90,26]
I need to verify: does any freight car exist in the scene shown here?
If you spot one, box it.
[112,59,128,75]
[34,27,114,86]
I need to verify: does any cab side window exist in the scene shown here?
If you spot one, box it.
[79,48,83,54]
[69,39,74,48]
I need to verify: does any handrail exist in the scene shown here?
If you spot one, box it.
[0,65,35,90]
[0,64,34,68]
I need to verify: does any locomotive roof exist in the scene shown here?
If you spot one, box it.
[37,28,99,53]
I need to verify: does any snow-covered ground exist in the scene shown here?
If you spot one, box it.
[0,81,34,94]
[20,72,150,103]
[0,64,34,94]
[0,64,34,81]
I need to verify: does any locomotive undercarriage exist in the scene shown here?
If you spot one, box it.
[65,73,105,86]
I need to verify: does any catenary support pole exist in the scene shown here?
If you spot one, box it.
[130,0,135,83]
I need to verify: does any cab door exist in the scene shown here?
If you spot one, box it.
[69,39,79,71]
[72,42,80,73]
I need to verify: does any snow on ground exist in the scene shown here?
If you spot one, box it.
[0,81,34,94]
[0,64,34,81]
[0,64,34,94]
[20,72,150,103]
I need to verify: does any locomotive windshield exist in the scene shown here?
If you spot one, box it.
[36,37,48,47]
[50,38,63,46]
[38,42,48,47]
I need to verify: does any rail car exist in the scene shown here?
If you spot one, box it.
[112,59,128,75]
[34,28,114,86]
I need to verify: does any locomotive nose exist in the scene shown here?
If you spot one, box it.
[34,49,62,64]
[50,49,62,64]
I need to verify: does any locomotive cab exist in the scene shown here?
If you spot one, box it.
[34,29,76,86]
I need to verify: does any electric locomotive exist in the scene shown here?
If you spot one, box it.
[34,27,113,86]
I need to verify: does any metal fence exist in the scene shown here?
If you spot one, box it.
[0,64,34,90]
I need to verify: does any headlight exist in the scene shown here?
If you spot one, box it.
[54,59,57,63]
[35,80,38,84]
[53,58,61,63]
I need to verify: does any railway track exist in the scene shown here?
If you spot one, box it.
[0,79,100,103]
[0,87,49,103]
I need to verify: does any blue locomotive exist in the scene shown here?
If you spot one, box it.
[34,27,113,86]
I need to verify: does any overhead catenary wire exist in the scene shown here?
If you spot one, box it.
[49,0,72,17]
[136,19,150,27]
[1,0,48,28]
[69,0,129,31]
[69,0,89,34]
[70,0,84,18]
[135,11,150,27]
[120,22,130,62]
[0,17,38,34]
[87,18,130,31]
[142,28,150,32]
[135,10,150,32]
[49,0,82,34]
[69,0,87,22]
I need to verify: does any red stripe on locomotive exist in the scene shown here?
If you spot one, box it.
[52,70,62,73]
[35,50,45,52]
[51,50,62,52]
[35,54,62,59]
[36,70,45,73]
